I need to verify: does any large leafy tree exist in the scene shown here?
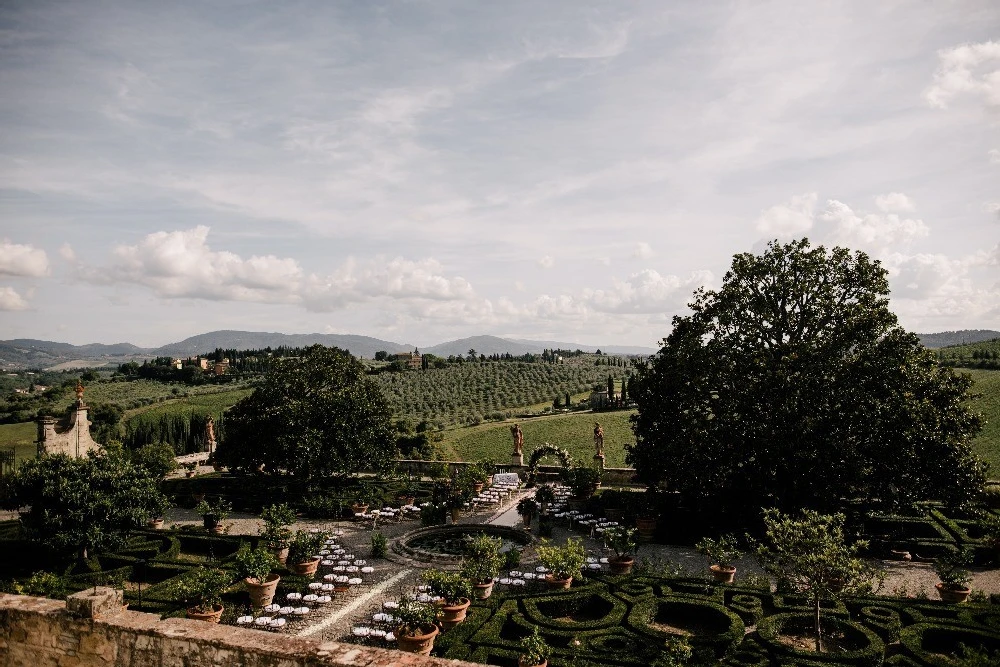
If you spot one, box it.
[217,345,394,480]
[1,452,169,559]
[627,239,985,520]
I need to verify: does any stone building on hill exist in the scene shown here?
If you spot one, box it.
[36,381,101,458]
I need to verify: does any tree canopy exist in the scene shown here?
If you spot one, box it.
[627,238,985,520]
[217,345,394,480]
[1,452,169,559]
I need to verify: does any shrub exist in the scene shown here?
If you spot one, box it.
[194,498,231,523]
[520,627,552,665]
[423,569,473,605]
[695,534,742,568]
[259,503,295,547]
[461,534,503,584]
[287,530,326,565]
[395,597,437,636]
[164,567,232,613]
[371,530,387,559]
[605,527,638,559]
[234,546,278,583]
[537,537,586,580]
[934,548,973,587]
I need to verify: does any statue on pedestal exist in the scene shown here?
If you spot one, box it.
[205,416,217,455]
[593,422,605,457]
[510,424,524,466]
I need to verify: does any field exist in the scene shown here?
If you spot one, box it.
[123,388,252,419]
[966,369,1000,474]
[437,410,635,468]
[0,422,36,463]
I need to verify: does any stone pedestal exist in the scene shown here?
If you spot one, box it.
[68,587,123,619]
[511,452,524,467]
[593,454,605,472]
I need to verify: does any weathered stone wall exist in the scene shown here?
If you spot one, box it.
[0,589,478,667]
[36,405,100,458]
[394,458,640,487]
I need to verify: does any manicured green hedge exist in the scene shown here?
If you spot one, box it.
[757,613,884,667]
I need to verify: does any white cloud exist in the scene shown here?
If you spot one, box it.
[924,40,1000,109]
[0,286,29,310]
[581,269,714,314]
[0,240,49,277]
[58,244,76,262]
[818,199,929,249]
[874,192,915,213]
[988,149,1000,164]
[633,242,654,259]
[755,193,817,236]
[984,202,1000,219]
[538,256,555,269]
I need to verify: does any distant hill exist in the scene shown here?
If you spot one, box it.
[151,330,412,359]
[917,330,1000,349]
[423,335,656,357]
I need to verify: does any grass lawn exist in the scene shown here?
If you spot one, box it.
[0,422,37,463]
[438,410,634,468]
[965,369,1000,476]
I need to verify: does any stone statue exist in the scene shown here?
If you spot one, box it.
[205,417,216,452]
[75,381,84,404]
[510,424,524,455]
[593,422,604,457]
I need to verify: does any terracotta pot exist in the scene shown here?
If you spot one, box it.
[936,582,972,604]
[191,492,206,503]
[710,564,736,584]
[268,544,289,565]
[202,515,219,531]
[635,516,657,541]
[351,503,369,515]
[889,549,912,561]
[519,659,547,667]
[522,513,534,528]
[396,623,440,655]
[545,574,573,590]
[245,574,280,607]
[474,482,484,493]
[609,556,634,575]
[291,557,321,577]
[473,581,494,599]
[439,597,471,629]
[147,518,164,530]
[186,604,223,623]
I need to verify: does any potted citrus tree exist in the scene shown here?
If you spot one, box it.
[696,534,742,584]
[287,529,326,576]
[604,526,638,575]
[517,497,538,529]
[259,503,296,564]
[537,537,586,589]
[519,627,552,667]
[194,497,231,534]
[461,533,503,599]
[395,597,440,655]
[534,484,556,516]
[934,549,973,603]
[167,566,232,623]
[423,569,473,629]
[235,546,280,608]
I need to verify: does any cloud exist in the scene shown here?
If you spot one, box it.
[58,244,76,262]
[632,242,654,259]
[984,202,1000,219]
[0,240,49,277]
[875,192,915,213]
[538,256,555,269]
[989,149,1000,164]
[581,269,714,314]
[755,193,817,236]
[924,40,1000,109]
[818,199,929,248]
[0,286,29,311]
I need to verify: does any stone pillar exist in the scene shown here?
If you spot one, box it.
[593,454,605,472]
[511,452,524,467]
[67,587,123,619]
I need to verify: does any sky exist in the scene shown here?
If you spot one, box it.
[0,1,998,349]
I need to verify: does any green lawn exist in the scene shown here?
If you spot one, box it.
[965,369,1000,476]
[438,410,635,468]
[0,422,37,463]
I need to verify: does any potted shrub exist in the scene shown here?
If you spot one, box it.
[934,549,973,603]
[352,483,374,515]
[259,503,296,564]
[167,567,232,623]
[564,466,600,499]
[395,597,440,655]
[194,498,231,534]
[423,569,473,629]
[461,534,503,599]
[447,488,471,523]
[604,526,638,575]
[287,529,327,577]
[397,475,419,506]
[696,534,743,584]
[517,497,538,528]
[184,461,197,478]
[634,488,661,542]
[519,627,552,667]
[534,485,556,515]
[537,537,586,589]
[235,546,280,608]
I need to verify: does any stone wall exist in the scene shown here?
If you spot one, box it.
[394,458,640,487]
[0,588,478,667]
[36,405,100,458]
